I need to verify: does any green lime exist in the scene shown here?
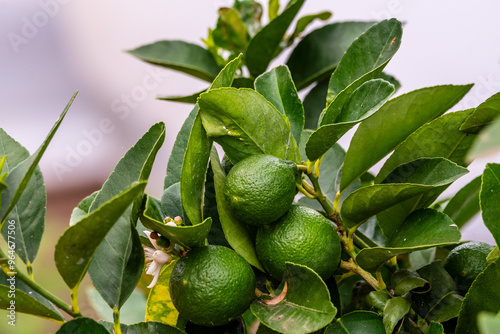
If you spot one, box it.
[444,241,494,294]
[224,154,298,226]
[255,205,341,280]
[169,245,256,326]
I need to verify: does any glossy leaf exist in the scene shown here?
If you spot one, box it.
[0,92,76,226]
[127,41,221,82]
[303,80,328,130]
[0,165,45,267]
[413,261,463,323]
[245,0,305,77]
[325,311,384,334]
[467,116,500,161]
[339,85,473,192]
[69,191,98,226]
[0,271,63,322]
[213,7,249,52]
[255,65,305,144]
[210,147,264,271]
[460,91,500,133]
[480,163,500,246]
[287,22,375,90]
[356,209,461,272]
[140,195,212,249]
[291,11,332,42]
[391,270,430,296]
[443,175,481,228]
[56,317,109,334]
[251,263,336,333]
[161,183,186,223]
[199,88,300,163]
[340,158,468,228]
[55,182,146,289]
[306,79,395,160]
[383,297,410,334]
[146,261,179,326]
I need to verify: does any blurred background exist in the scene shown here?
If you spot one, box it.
[1,0,500,332]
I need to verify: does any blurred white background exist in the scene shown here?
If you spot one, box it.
[1,0,499,242]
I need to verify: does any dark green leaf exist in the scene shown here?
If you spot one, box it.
[443,176,481,228]
[340,158,468,228]
[356,209,461,272]
[325,311,384,334]
[199,88,300,163]
[141,195,212,249]
[127,41,221,82]
[480,163,500,246]
[287,22,375,90]
[161,183,187,224]
[55,182,146,290]
[467,116,500,161]
[339,85,473,193]
[391,270,431,296]
[255,65,305,144]
[426,322,444,334]
[125,321,185,334]
[457,259,500,334]
[383,297,410,334]
[460,91,500,133]
[303,80,328,130]
[69,190,98,226]
[204,164,230,247]
[0,271,63,322]
[0,92,76,226]
[251,262,336,333]
[157,90,205,104]
[213,7,249,52]
[367,291,391,311]
[413,261,463,323]
[210,147,264,271]
[56,317,109,334]
[378,73,401,92]
[306,79,395,160]
[245,0,305,77]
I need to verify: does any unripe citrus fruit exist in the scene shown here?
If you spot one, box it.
[255,205,341,280]
[169,245,256,326]
[224,154,298,226]
[444,241,494,294]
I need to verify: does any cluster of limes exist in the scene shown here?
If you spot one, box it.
[169,154,342,327]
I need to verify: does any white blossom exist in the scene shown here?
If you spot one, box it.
[143,231,171,288]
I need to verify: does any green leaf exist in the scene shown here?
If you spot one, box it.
[391,269,431,296]
[325,311,384,334]
[210,147,264,271]
[287,22,375,90]
[245,0,305,77]
[213,7,249,52]
[339,85,473,193]
[140,195,212,249]
[125,321,185,334]
[383,297,410,334]
[0,271,64,322]
[255,65,305,144]
[127,41,221,82]
[251,262,336,334]
[480,163,500,246]
[199,88,300,163]
[412,261,463,323]
[161,183,187,223]
[69,190,98,226]
[157,90,205,104]
[487,246,499,263]
[340,158,468,228]
[443,176,481,228]
[146,261,179,326]
[291,12,332,40]
[303,80,328,130]
[478,312,500,334]
[426,322,444,334]
[233,0,262,37]
[180,55,243,224]
[356,209,461,272]
[326,19,401,102]
[460,91,500,133]
[306,79,395,160]
[268,0,280,20]
[55,182,146,289]
[367,291,391,311]
[0,92,76,226]
[467,116,500,161]
[204,165,230,247]
[56,317,109,334]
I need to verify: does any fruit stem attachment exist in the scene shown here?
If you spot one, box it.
[340,259,380,290]
[296,183,316,199]
[296,164,309,172]
[307,172,335,216]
